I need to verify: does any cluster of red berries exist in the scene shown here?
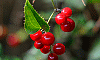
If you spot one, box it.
[29,7,75,60]
[30,30,65,60]
[55,7,75,32]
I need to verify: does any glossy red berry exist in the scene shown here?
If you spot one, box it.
[53,43,65,55]
[30,30,42,41]
[55,13,67,25]
[67,18,75,31]
[48,53,58,60]
[41,32,55,46]
[34,39,44,49]
[61,7,72,17]
[40,46,50,54]
[60,21,71,32]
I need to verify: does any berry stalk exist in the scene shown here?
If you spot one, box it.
[51,0,56,9]
[47,10,55,24]
[50,45,52,53]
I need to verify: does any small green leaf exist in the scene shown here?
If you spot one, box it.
[24,0,50,34]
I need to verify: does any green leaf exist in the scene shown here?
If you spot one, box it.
[88,0,100,3]
[24,0,50,34]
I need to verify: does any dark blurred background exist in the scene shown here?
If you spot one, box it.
[0,0,100,60]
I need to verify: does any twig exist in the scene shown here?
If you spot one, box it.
[51,0,56,9]
[82,0,86,6]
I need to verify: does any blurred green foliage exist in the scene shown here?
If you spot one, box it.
[88,38,100,60]
[88,0,100,3]
[23,47,48,60]
[16,28,29,42]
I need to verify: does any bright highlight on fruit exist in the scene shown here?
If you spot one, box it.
[41,32,55,46]
[53,43,65,55]
[55,13,67,25]
[61,7,72,17]
[60,21,71,32]
[40,45,50,54]
[48,53,58,60]
[34,39,44,49]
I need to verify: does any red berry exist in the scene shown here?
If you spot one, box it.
[7,33,20,47]
[41,32,55,46]
[30,30,42,41]
[34,39,44,49]
[53,43,65,55]
[40,46,50,54]
[55,13,67,25]
[48,53,58,60]
[61,7,72,17]
[60,21,71,32]
[67,18,75,31]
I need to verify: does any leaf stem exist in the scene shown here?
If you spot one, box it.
[46,0,56,24]
[47,10,55,24]
[51,0,56,9]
